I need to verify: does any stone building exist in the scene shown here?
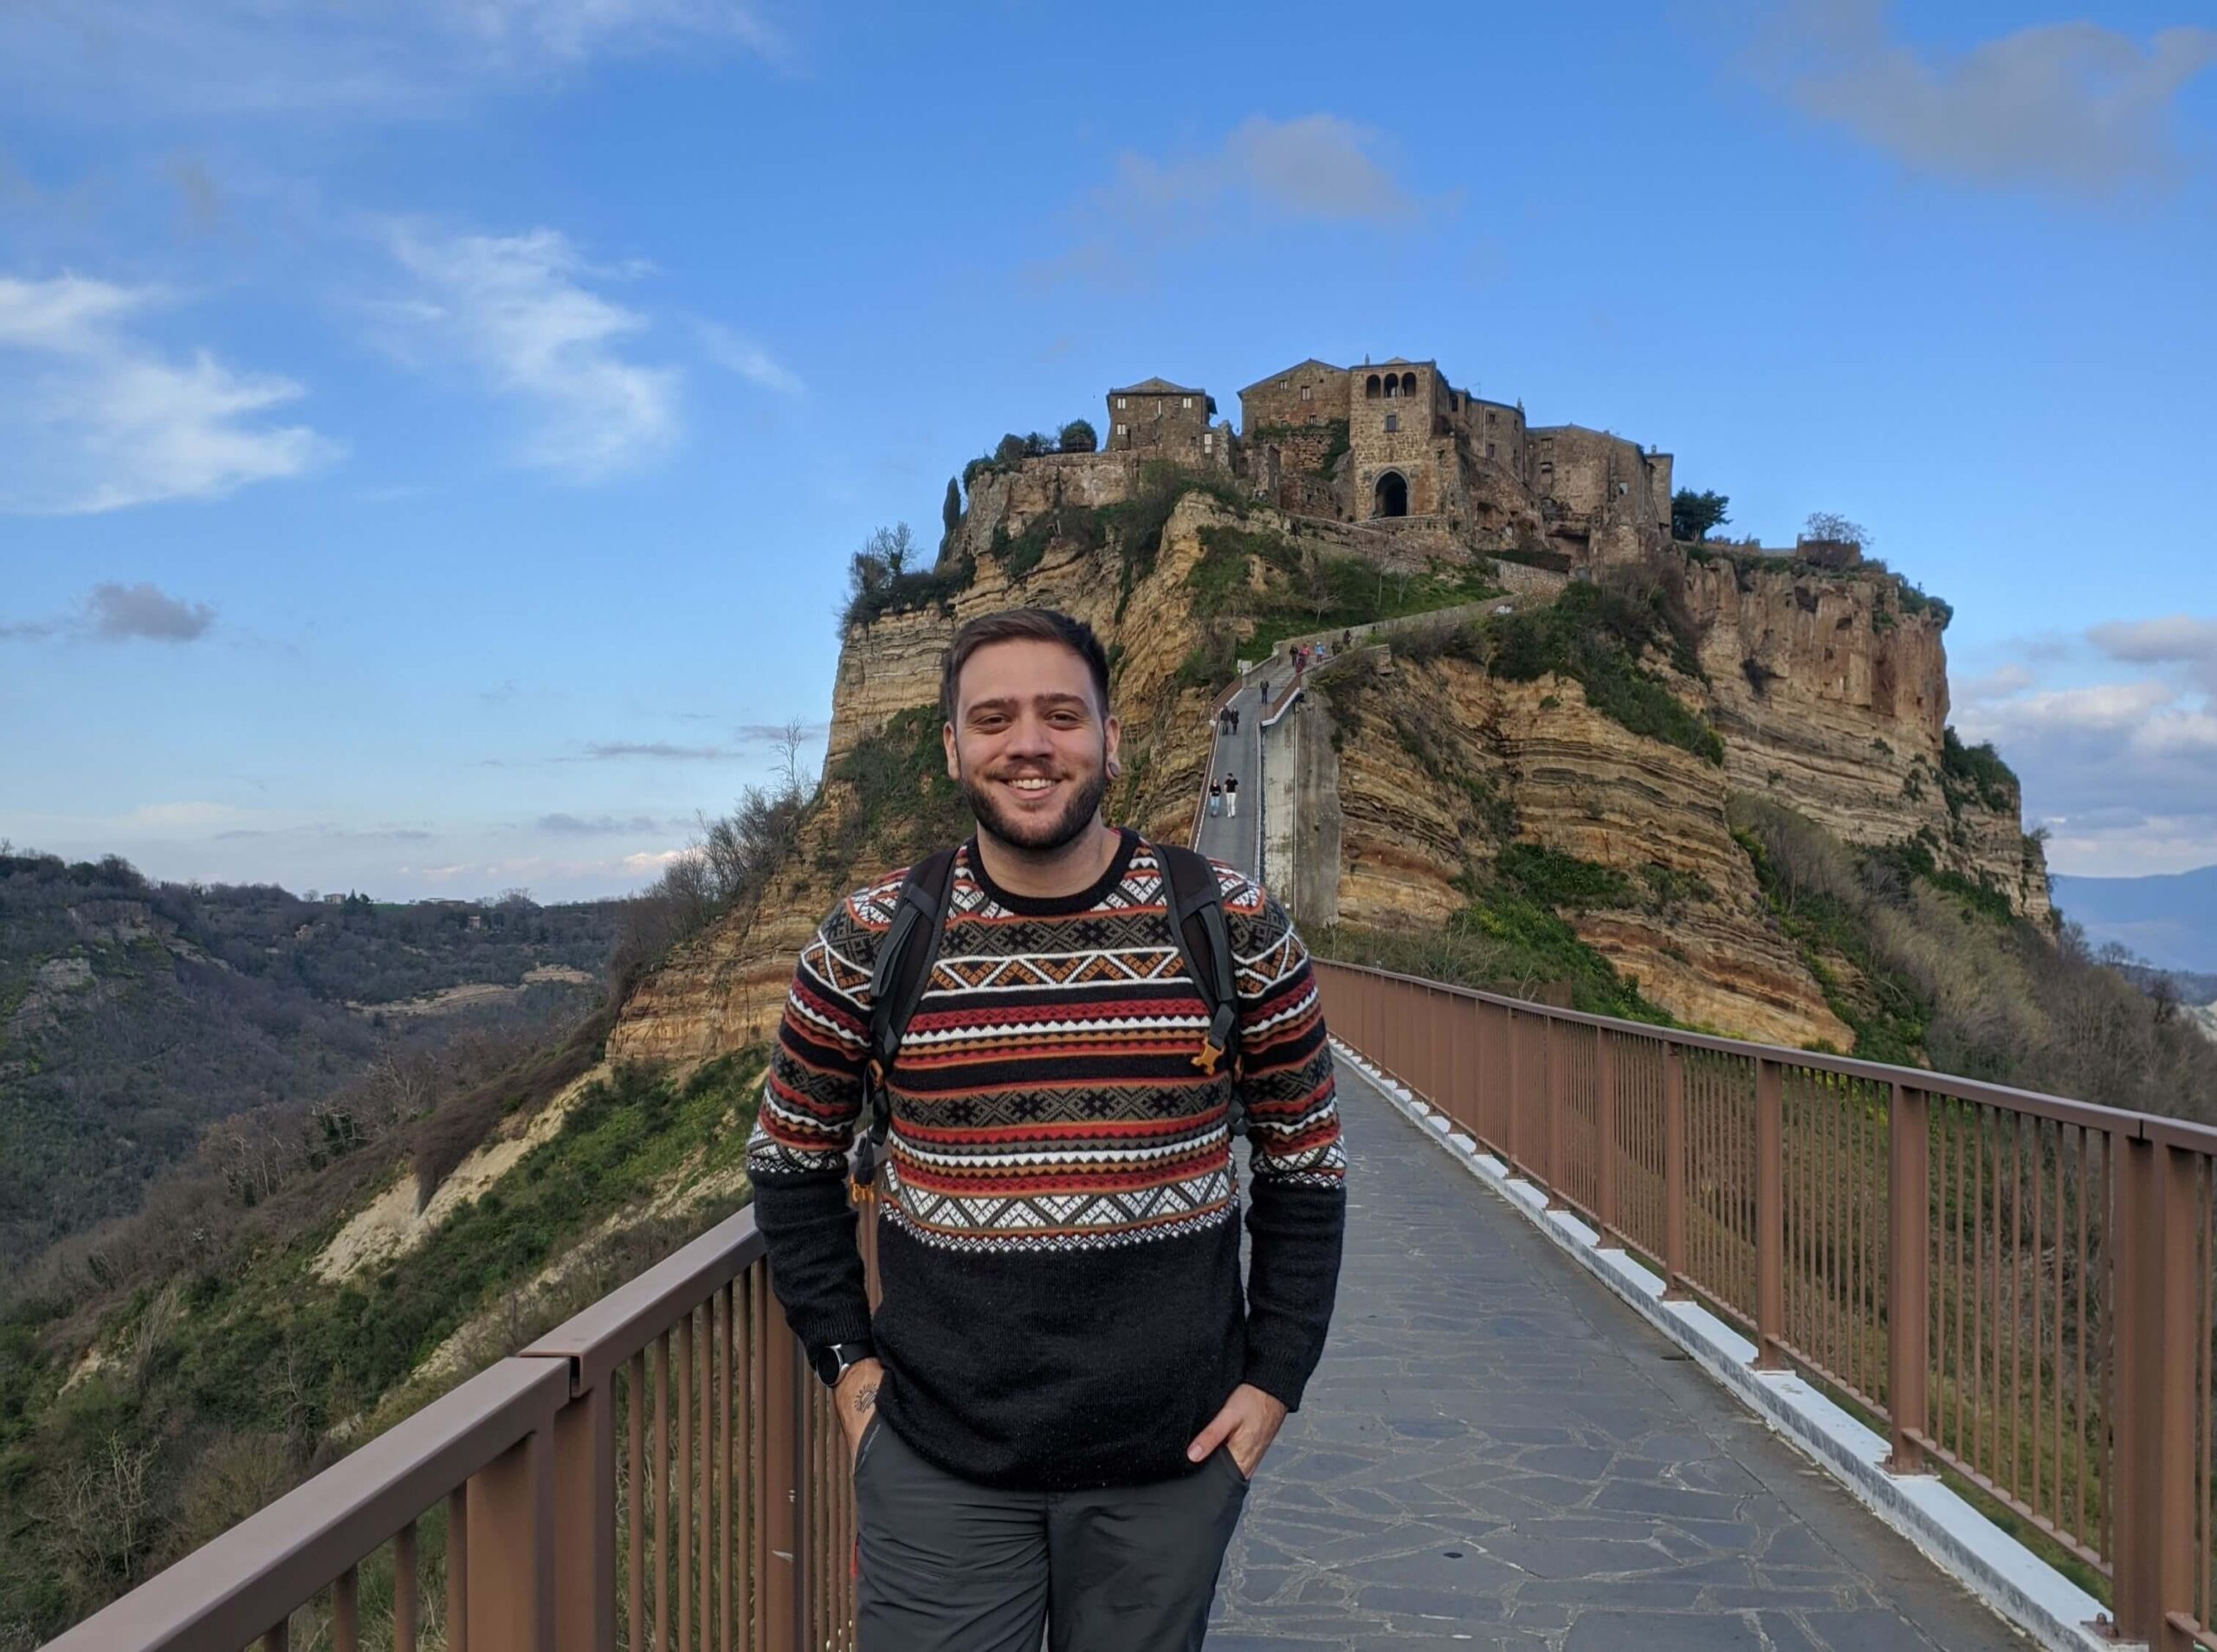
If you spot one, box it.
[1105,378,1216,464]
[1233,354,1672,566]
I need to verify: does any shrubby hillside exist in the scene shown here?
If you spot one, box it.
[0,849,617,1267]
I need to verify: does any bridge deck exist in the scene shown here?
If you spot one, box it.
[1208,1055,2030,1651]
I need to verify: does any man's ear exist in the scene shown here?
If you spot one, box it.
[1103,713,1121,780]
[943,720,960,783]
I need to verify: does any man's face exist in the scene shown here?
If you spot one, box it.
[944,637,1121,854]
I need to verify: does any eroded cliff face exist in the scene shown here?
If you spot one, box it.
[617,457,2048,1067]
[612,493,1231,1066]
[1325,655,1855,1048]
[1314,548,2046,1047]
[1689,559,2049,922]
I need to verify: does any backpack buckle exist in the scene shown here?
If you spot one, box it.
[1192,1037,1224,1074]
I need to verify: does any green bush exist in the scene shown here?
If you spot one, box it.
[1941,726,2019,812]
[1496,843,1633,910]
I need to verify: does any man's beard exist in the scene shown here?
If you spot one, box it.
[959,758,1109,856]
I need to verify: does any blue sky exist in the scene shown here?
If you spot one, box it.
[2,0,2213,899]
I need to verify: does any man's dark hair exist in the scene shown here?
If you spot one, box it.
[940,608,1112,725]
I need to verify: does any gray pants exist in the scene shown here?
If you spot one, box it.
[854,1418,1250,1652]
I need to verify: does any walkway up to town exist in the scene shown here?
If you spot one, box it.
[1205,1051,2028,1650]
[1200,651,2026,1649]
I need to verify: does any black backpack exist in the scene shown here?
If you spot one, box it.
[850,840,1241,1202]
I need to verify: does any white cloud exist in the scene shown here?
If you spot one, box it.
[1044,114,1424,283]
[0,274,335,514]
[696,320,804,396]
[1748,1,2217,198]
[382,225,680,479]
[1955,633,2217,875]
[0,1,790,122]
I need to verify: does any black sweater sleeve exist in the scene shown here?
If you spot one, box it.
[1230,891,1347,1410]
[744,892,883,1355]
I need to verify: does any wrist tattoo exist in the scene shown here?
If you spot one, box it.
[852,1384,878,1414]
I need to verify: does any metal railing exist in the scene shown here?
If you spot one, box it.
[1315,958,2217,1651]
[45,1205,869,1652]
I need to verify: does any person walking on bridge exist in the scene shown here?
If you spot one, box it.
[749,606,1348,1652]
[1222,770,1239,818]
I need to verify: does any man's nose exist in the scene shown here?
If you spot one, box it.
[1004,713,1056,757]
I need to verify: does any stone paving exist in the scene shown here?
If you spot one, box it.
[1206,1055,2032,1652]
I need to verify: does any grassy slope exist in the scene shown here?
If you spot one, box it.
[0,1051,763,1642]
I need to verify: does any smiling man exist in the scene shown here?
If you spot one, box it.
[747,606,1347,1651]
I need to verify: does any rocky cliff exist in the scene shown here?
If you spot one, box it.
[615,459,2049,1067]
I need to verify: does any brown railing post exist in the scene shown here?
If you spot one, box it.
[547,1378,615,1652]
[1755,1057,1787,1370]
[1885,1084,1931,1475]
[756,1277,804,1652]
[2110,1133,2200,1650]
[1543,1015,1564,1209]
[1504,1007,1523,1178]
[1594,1030,1619,1247]
[466,1428,554,1652]
[1663,1039,1689,1300]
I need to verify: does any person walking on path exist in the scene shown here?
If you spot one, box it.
[1208,778,1223,816]
[1223,771,1239,818]
[749,607,1347,1652]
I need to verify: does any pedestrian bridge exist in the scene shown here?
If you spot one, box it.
[42,659,2217,1652]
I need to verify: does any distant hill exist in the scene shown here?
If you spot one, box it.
[0,849,619,1268]
[2050,865,2217,973]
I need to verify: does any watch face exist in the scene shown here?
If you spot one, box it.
[812,1346,842,1385]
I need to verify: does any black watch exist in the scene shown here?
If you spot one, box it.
[810,1339,875,1389]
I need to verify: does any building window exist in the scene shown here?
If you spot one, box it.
[1365,373,1382,399]
[1182,397,1193,409]
[1299,385,1311,401]
[1383,377,1398,398]
[1485,442,1496,459]
[1116,397,1128,410]
[1486,410,1496,425]
[1401,371,1418,396]
[1115,423,1128,437]
[1384,413,1399,432]
[1203,432,1213,451]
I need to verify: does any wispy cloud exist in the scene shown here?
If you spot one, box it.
[536,811,683,835]
[1745,1,2217,198]
[2,580,218,643]
[1042,113,1425,284]
[0,274,335,513]
[2087,615,2217,696]
[379,224,680,479]
[0,1,792,123]
[579,740,739,760]
[696,320,804,396]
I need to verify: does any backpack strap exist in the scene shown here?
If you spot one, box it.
[1153,842,1242,1115]
[850,847,959,1203]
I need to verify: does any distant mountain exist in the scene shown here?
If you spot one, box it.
[2050,865,2217,973]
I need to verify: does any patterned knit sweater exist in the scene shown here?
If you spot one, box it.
[747,829,1347,1491]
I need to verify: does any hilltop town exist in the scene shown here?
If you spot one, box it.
[968,352,1678,573]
